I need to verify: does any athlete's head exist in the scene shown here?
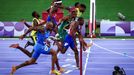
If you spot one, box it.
[114,66,120,71]
[38,26,45,33]
[71,10,77,18]
[78,17,84,25]
[79,4,86,13]
[74,2,80,8]
[32,11,40,18]
[51,7,58,14]
[46,22,54,31]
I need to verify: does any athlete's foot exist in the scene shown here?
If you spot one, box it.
[59,67,65,73]
[83,43,93,52]
[50,70,61,75]
[24,41,30,48]
[76,66,80,70]
[86,43,93,48]
[83,46,86,51]
[9,44,19,48]
[10,66,16,75]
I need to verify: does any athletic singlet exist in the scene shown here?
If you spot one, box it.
[68,21,80,37]
[76,8,82,17]
[30,18,40,36]
[47,15,57,26]
[58,16,76,41]
[36,29,50,45]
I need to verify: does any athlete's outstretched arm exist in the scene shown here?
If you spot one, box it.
[21,19,31,28]
[33,19,46,26]
[19,27,34,40]
[58,15,69,26]
[77,32,84,43]
[19,26,40,40]
[54,4,71,12]
[24,22,31,28]
[77,32,92,50]
[20,19,46,40]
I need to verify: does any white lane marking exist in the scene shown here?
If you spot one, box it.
[94,43,134,59]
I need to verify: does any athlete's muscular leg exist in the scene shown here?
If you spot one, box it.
[10,44,32,57]
[49,49,58,70]
[72,47,79,68]
[10,58,37,75]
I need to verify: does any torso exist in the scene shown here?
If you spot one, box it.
[68,21,78,37]
[37,29,50,45]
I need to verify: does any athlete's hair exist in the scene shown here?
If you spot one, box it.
[46,22,53,27]
[32,11,36,17]
[114,66,120,71]
[57,0,61,1]
[74,2,80,7]
[80,4,86,9]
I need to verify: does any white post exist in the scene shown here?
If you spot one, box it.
[90,0,96,36]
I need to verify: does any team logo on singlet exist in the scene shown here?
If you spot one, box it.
[43,46,49,51]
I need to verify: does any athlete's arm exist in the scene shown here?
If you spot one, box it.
[48,7,58,26]
[54,4,71,12]
[58,16,69,26]
[21,19,32,28]
[77,31,88,48]
[63,25,70,30]
[19,25,42,40]
[73,21,87,47]
[39,21,46,26]
[33,19,46,26]
[24,22,31,28]
[19,27,35,40]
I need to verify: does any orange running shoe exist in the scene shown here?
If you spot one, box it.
[10,66,16,75]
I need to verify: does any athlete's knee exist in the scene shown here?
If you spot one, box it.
[57,47,65,54]
[25,59,36,64]
[25,60,32,64]
[74,49,78,55]
[50,49,58,60]
[50,49,57,55]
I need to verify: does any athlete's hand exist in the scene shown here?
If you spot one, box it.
[45,40,51,47]
[19,35,25,40]
[86,43,93,48]
[20,19,26,23]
